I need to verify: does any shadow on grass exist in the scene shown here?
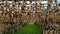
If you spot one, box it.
[14,22,43,34]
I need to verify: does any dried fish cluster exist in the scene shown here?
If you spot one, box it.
[0,0,60,34]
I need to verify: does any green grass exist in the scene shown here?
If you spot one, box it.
[14,22,43,34]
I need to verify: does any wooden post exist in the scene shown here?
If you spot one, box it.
[39,0,43,10]
[47,0,53,23]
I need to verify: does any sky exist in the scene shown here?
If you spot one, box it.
[57,0,60,3]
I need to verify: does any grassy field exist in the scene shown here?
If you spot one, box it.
[14,22,43,34]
